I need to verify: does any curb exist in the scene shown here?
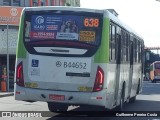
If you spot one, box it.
[0,93,14,98]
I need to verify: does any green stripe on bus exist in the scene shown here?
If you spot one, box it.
[94,18,109,63]
[16,13,27,58]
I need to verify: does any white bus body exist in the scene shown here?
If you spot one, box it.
[15,7,144,112]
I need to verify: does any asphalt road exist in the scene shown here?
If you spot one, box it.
[0,81,160,120]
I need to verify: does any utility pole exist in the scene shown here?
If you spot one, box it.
[7,23,9,92]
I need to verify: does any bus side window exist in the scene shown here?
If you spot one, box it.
[126,33,129,62]
[121,30,126,62]
[116,34,121,64]
[109,24,116,62]
[133,38,137,63]
[109,24,112,61]
[123,31,130,63]
[138,41,141,63]
[130,40,133,65]
[136,39,139,63]
[137,40,139,63]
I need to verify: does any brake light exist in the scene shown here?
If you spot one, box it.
[93,66,104,92]
[16,62,24,87]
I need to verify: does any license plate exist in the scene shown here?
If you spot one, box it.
[49,94,65,101]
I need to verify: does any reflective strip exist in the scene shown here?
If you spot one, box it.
[91,96,103,100]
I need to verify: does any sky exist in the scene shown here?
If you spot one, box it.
[80,0,160,47]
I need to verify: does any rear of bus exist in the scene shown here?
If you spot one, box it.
[150,61,160,83]
[15,7,108,111]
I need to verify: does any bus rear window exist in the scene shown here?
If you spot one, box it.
[24,11,103,46]
[23,10,103,57]
[155,63,160,69]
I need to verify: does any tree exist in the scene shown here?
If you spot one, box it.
[66,2,71,6]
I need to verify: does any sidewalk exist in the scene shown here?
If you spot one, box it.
[0,88,14,98]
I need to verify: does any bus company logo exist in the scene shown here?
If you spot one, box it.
[10,8,18,16]
[56,61,62,67]
[34,16,45,30]
[34,25,45,30]
[35,16,44,25]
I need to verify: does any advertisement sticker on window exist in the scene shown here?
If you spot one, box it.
[29,14,102,45]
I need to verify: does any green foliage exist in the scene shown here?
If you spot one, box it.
[66,2,71,6]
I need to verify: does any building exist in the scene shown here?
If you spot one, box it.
[65,0,80,6]
[0,0,80,89]
[0,0,80,7]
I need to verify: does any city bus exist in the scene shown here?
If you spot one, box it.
[15,6,144,112]
[150,61,160,83]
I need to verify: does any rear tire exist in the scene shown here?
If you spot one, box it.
[129,81,139,103]
[48,102,68,113]
[116,85,125,111]
[129,96,136,103]
[152,79,156,83]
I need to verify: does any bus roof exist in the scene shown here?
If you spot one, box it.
[103,9,143,42]
[23,6,103,14]
[151,61,160,65]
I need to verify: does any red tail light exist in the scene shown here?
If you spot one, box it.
[16,62,24,87]
[93,66,104,92]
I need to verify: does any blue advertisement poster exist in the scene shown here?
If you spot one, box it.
[30,15,101,43]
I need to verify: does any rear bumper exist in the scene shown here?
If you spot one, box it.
[15,84,109,107]
[154,76,160,79]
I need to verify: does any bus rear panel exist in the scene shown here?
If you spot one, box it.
[15,7,109,109]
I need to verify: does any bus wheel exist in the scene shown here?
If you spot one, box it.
[47,102,68,113]
[129,81,140,103]
[152,79,156,83]
[116,86,125,111]
[129,96,136,103]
